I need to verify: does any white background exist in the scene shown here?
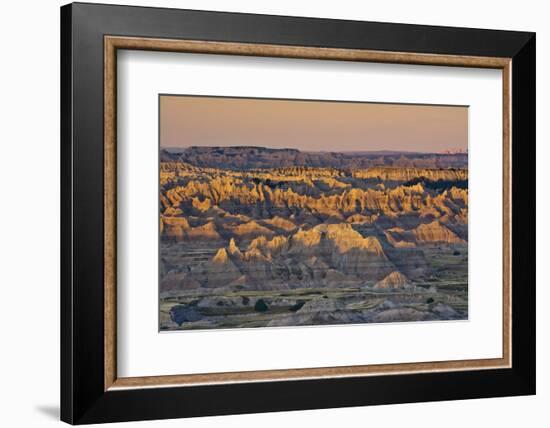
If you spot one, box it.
[0,0,546,427]
[118,51,503,377]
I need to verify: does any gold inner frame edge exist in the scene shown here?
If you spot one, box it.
[104,35,512,391]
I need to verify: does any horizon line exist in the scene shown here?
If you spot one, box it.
[160,145,468,155]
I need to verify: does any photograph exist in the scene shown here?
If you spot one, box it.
[159,95,469,331]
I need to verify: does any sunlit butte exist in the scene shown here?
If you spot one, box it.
[160,95,468,153]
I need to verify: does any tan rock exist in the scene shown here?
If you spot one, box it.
[227,238,243,258]
[374,271,411,289]
[413,220,465,244]
[225,220,274,239]
[262,216,297,232]
[204,247,242,287]
[186,221,222,241]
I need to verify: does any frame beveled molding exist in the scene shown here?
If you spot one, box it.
[104,35,512,392]
[62,2,534,424]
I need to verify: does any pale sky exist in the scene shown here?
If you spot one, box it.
[160,95,468,153]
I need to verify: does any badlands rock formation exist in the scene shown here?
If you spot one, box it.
[374,271,411,289]
[159,147,469,330]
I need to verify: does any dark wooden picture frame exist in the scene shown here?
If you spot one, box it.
[61,2,535,424]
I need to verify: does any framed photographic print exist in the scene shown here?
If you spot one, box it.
[60,2,535,424]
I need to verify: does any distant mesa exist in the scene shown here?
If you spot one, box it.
[161,145,468,170]
[160,149,181,162]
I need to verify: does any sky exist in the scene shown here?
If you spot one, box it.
[160,95,468,153]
